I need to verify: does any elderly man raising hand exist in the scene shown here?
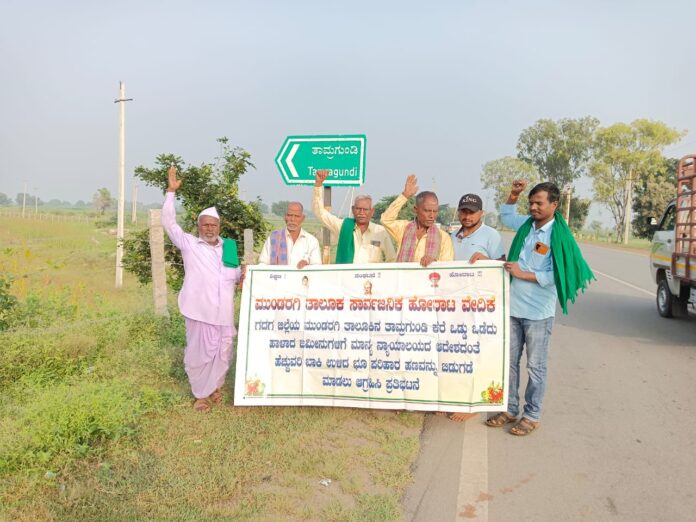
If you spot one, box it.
[380,174,453,266]
[162,166,243,413]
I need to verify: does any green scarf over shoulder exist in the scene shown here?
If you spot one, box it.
[222,238,239,267]
[507,211,595,314]
[335,218,356,264]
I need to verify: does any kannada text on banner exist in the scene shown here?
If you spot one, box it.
[233,262,509,412]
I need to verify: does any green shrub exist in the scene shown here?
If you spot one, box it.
[0,275,18,331]
[8,288,78,330]
[0,331,96,388]
[0,380,176,473]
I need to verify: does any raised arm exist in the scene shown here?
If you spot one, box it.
[500,179,530,231]
[380,175,418,243]
[161,166,187,249]
[312,170,342,234]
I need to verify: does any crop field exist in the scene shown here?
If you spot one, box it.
[0,214,422,521]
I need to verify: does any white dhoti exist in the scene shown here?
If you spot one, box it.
[184,318,235,399]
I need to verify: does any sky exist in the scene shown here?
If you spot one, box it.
[1,0,695,224]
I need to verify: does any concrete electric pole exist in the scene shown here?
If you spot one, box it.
[131,181,138,224]
[562,183,573,224]
[623,170,633,245]
[114,81,133,288]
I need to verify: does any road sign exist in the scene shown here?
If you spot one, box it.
[275,134,366,186]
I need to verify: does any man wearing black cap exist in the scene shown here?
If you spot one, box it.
[452,193,505,264]
[438,193,506,423]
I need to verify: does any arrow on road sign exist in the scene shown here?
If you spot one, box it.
[275,135,366,186]
[286,143,300,178]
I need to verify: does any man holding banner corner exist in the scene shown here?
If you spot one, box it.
[486,179,593,435]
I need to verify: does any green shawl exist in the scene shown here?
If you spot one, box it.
[335,218,356,264]
[222,238,240,268]
[508,211,594,314]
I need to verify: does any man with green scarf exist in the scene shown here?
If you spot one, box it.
[312,170,396,264]
[486,180,593,436]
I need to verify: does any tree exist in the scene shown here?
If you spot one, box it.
[589,120,684,243]
[122,137,269,288]
[632,157,678,239]
[438,203,456,225]
[271,201,290,217]
[558,196,591,231]
[517,116,599,188]
[15,193,41,207]
[480,156,539,214]
[73,200,88,209]
[0,192,11,206]
[47,198,72,207]
[92,188,114,215]
[254,196,269,215]
[372,195,416,221]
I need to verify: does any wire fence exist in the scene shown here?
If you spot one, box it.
[0,210,98,222]
[1,209,257,333]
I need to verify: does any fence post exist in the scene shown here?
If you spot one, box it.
[149,209,169,317]
[243,228,255,265]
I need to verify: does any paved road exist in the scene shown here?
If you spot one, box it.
[404,240,696,521]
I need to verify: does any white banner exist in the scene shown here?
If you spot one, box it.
[234,261,509,412]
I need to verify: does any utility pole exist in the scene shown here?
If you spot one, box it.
[131,181,138,224]
[22,182,27,218]
[114,81,133,288]
[623,170,633,244]
[562,183,572,223]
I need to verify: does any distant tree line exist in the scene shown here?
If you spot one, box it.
[480,116,684,242]
[0,189,164,214]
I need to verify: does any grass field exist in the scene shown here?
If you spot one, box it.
[0,215,422,521]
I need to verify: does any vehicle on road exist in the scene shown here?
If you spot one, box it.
[650,154,696,317]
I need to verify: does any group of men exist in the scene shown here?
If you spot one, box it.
[164,166,593,436]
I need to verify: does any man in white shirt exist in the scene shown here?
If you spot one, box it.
[312,170,395,264]
[258,202,322,267]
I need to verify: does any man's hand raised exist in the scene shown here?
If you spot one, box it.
[506,179,527,204]
[314,170,330,187]
[167,166,182,193]
[511,179,527,196]
[403,175,418,199]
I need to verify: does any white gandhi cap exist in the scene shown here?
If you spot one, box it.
[198,207,220,222]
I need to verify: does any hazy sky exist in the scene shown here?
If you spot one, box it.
[1,0,695,222]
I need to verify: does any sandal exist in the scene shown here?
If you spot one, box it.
[210,388,224,405]
[510,417,539,436]
[485,412,517,427]
[193,398,211,413]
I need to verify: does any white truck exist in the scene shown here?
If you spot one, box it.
[650,154,696,317]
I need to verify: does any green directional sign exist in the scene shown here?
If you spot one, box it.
[275,134,366,186]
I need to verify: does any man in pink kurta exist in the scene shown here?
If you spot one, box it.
[162,166,242,412]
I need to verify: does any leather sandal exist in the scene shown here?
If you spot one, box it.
[210,388,223,405]
[510,417,539,436]
[193,398,211,413]
[485,412,517,427]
